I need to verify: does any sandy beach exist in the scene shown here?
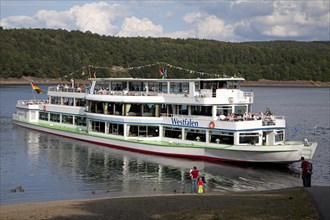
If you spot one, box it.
[0,187,320,220]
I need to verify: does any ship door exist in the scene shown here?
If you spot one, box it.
[262,132,267,145]
[262,131,272,145]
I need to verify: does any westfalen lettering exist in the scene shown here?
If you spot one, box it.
[171,118,198,127]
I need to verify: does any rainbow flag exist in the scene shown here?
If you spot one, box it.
[31,81,42,94]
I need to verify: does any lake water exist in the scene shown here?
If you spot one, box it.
[1,85,329,205]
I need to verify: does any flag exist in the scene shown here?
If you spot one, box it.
[31,81,42,94]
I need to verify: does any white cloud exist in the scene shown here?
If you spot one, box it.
[117,16,163,37]
[1,16,39,28]
[182,12,234,41]
[1,2,126,35]
[234,1,329,40]
[261,2,328,39]
[35,9,73,29]
[182,12,202,24]
[69,2,123,35]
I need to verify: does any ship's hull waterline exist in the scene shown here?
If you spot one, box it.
[13,120,315,163]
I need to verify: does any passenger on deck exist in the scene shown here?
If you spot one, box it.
[219,113,226,121]
[243,112,248,121]
[265,107,272,116]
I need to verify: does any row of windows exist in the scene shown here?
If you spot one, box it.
[39,112,86,126]
[50,97,86,107]
[89,122,280,145]
[87,101,214,117]
[96,82,190,93]
[39,113,283,145]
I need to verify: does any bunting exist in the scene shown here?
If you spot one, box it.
[62,62,233,79]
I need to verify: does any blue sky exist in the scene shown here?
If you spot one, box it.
[1,0,329,42]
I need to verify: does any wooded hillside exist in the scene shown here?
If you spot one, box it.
[1,27,329,81]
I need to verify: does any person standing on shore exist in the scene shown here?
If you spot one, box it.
[300,156,312,187]
[190,166,200,193]
[198,177,204,193]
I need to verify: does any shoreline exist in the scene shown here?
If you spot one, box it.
[0,188,320,219]
[1,77,329,87]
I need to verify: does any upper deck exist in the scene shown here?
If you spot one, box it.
[47,77,253,105]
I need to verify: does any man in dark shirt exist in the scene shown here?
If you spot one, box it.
[301,156,312,187]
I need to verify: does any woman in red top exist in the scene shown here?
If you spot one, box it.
[190,166,200,193]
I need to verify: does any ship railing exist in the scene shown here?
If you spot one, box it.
[95,90,161,96]
[17,100,48,105]
[49,87,87,93]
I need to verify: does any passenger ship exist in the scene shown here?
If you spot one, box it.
[12,77,317,163]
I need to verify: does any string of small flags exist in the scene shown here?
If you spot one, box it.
[127,62,222,77]
[63,62,229,78]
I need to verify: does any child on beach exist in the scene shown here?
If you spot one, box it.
[198,177,204,193]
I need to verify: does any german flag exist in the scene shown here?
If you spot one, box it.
[31,81,42,94]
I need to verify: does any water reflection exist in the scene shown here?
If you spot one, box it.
[39,131,301,192]
[1,127,302,205]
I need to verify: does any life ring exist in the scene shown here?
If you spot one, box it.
[209,121,215,129]
[43,105,46,111]
[228,97,233,104]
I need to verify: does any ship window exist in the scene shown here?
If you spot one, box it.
[142,104,155,117]
[114,103,123,115]
[128,125,158,137]
[51,96,61,105]
[102,102,113,115]
[90,120,105,133]
[185,128,206,142]
[178,105,188,115]
[147,126,159,137]
[50,113,60,123]
[148,82,159,92]
[234,106,245,116]
[76,98,86,107]
[194,82,200,93]
[227,81,240,89]
[159,82,167,92]
[39,112,48,121]
[75,116,86,126]
[217,106,232,116]
[164,126,182,139]
[182,82,189,93]
[63,97,74,106]
[239,133,259,145]
[62,114,73,124]
[275,130,284,142]
[127,104,141,116]
[108,123,123,135]
[209,131,234,145]
[191,106,212,116]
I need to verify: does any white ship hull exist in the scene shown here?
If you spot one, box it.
[13,119,316,163]
[13,77,317,163]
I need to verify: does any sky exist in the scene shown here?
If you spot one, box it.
[0,0,329,42]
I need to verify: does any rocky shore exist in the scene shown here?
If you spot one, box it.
[1,77,329,87]
[0,188,319,220]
